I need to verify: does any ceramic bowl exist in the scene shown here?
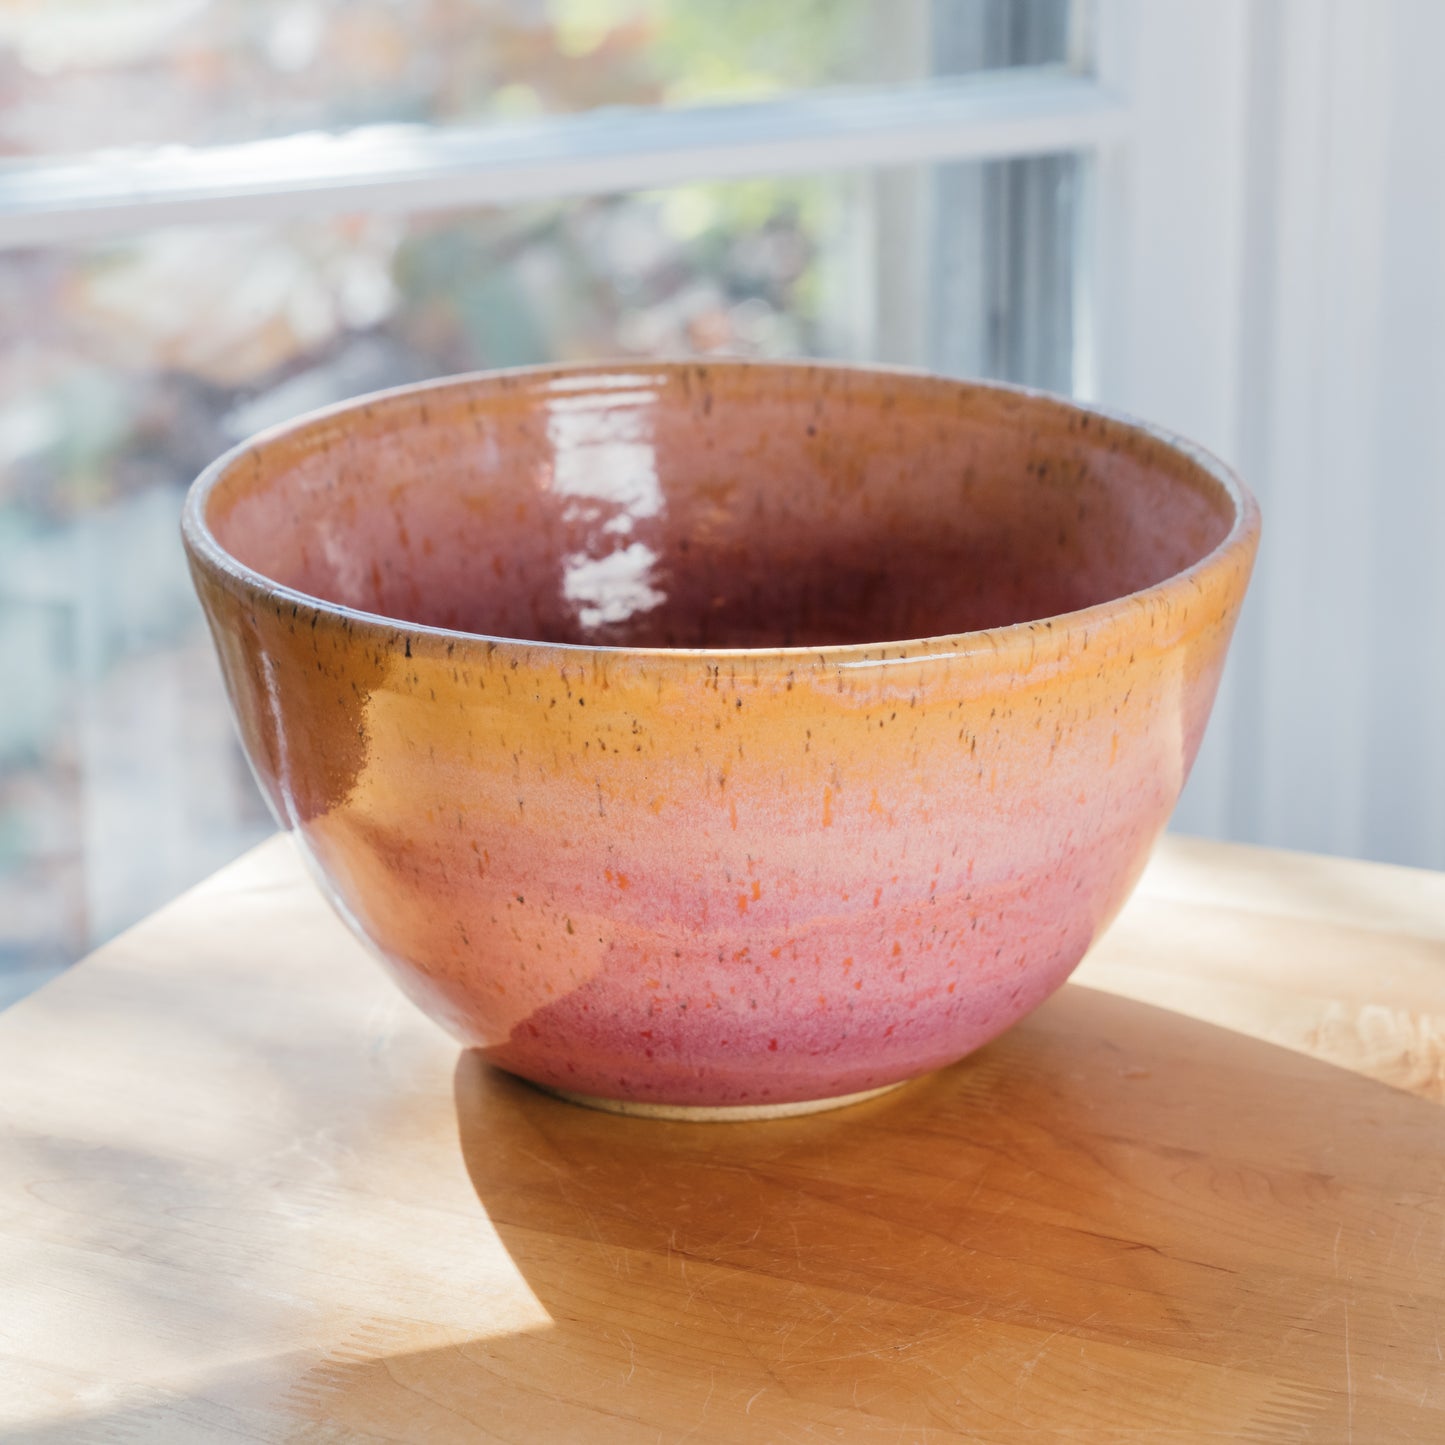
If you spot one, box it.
[183,362,1259,1119]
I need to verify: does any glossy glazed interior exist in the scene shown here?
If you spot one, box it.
[205,366,1235,649]
[185,363,1259,1112]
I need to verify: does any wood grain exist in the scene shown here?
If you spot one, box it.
[1,833,1442,1443]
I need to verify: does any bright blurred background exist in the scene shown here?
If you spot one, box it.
[4,0,1443,1003]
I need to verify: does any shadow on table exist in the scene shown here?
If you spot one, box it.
[303,988,1442,1440]
[14,987,1444,1443]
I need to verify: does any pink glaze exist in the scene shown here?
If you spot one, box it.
[183,363,1259,1110]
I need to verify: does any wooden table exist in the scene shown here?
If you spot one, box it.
[2,835,1442,1443]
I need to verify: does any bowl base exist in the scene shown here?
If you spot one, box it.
[534,1080,907,1121]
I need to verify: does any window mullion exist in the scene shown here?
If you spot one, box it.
[0,68,1124,249]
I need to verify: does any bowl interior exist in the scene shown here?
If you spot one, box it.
[198,365,1238,649]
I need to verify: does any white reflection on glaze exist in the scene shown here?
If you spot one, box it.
[541,371,666,395]
[546,388,666,630]
[546,390,664,518]
[314,514,370,605]
[562,541,666,629]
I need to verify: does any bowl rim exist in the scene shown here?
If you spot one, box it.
[181,358,1261,669]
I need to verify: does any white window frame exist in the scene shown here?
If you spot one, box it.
[1092,0,1445,870]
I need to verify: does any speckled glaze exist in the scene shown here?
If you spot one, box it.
[183,362,1259,1117]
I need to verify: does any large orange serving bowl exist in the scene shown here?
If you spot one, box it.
[183,362,1259,1119]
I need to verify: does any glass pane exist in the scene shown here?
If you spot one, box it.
[0,154,1077,996]
[932,154,1078,392]
[0,0,1081,159]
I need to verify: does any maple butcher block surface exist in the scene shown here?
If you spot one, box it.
[0,833,1441,1443]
